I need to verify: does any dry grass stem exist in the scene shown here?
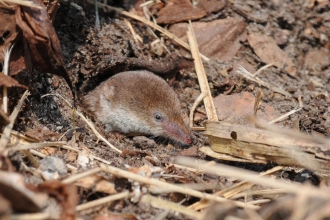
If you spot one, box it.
[252,63,276,77]
[10,130,39,142]
[29,149,46,158]
[187,21,218,122]
[0,90,30,153]
[100,164,257,209]
[189,92,206,129]
[141,194,202,218]
[150,182,222,194]
[189,165,283,211]
[41,94,122,154]
[0,0,42,8]
[124,19,142,43]
[268,108,302,124]
[175,157,328,199]
[62,167,102,184]
[2,45,14,114]
[22,150,39,167]
[247,199,271,205]
[4,142,65,154]
[139,2,172,55]
[236,65,292,97]
[76,191,131,212]
[90,1,210,61]
[169,163,201,173]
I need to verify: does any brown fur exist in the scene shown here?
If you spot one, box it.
[80,70,192,145]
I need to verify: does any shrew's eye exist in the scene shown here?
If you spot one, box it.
[155,113,162,120]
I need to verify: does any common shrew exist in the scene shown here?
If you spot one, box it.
[81,70,192,145]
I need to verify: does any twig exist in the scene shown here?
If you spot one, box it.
[0,90,30,153]
[100,164,257,209]
[268,108,302,124]
[175,157,329,199]
[252,63,276,77]
[62,167,102,184]
[76,191,131,212]
[189,165,283,211]
[41,94,122,154]
[236,65,292,97]
[141,194,201,218]
[4,142,65,154]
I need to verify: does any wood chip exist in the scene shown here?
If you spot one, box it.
[247,33,297,76]
[156,0,206,24]
[169,18,247,61]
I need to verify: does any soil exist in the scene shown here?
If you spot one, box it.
[6,0,330,219]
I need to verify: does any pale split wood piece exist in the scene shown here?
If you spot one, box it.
[205,121,330,175]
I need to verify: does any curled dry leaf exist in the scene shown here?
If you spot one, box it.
[15,0,72,89]
[0,7,19,62]
[156,0,206,24]
[0,72,28,89]
[247,33,297,77]
[169,18,247,61]
[0,6,29,76]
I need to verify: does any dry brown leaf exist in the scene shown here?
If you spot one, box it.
[0,7,19,62]
[156,0,206,24]
[247,33,297,76]
[15,0,72,89]
[213,92,281,127]
[169,18,247,61]
[38,180,78,220]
